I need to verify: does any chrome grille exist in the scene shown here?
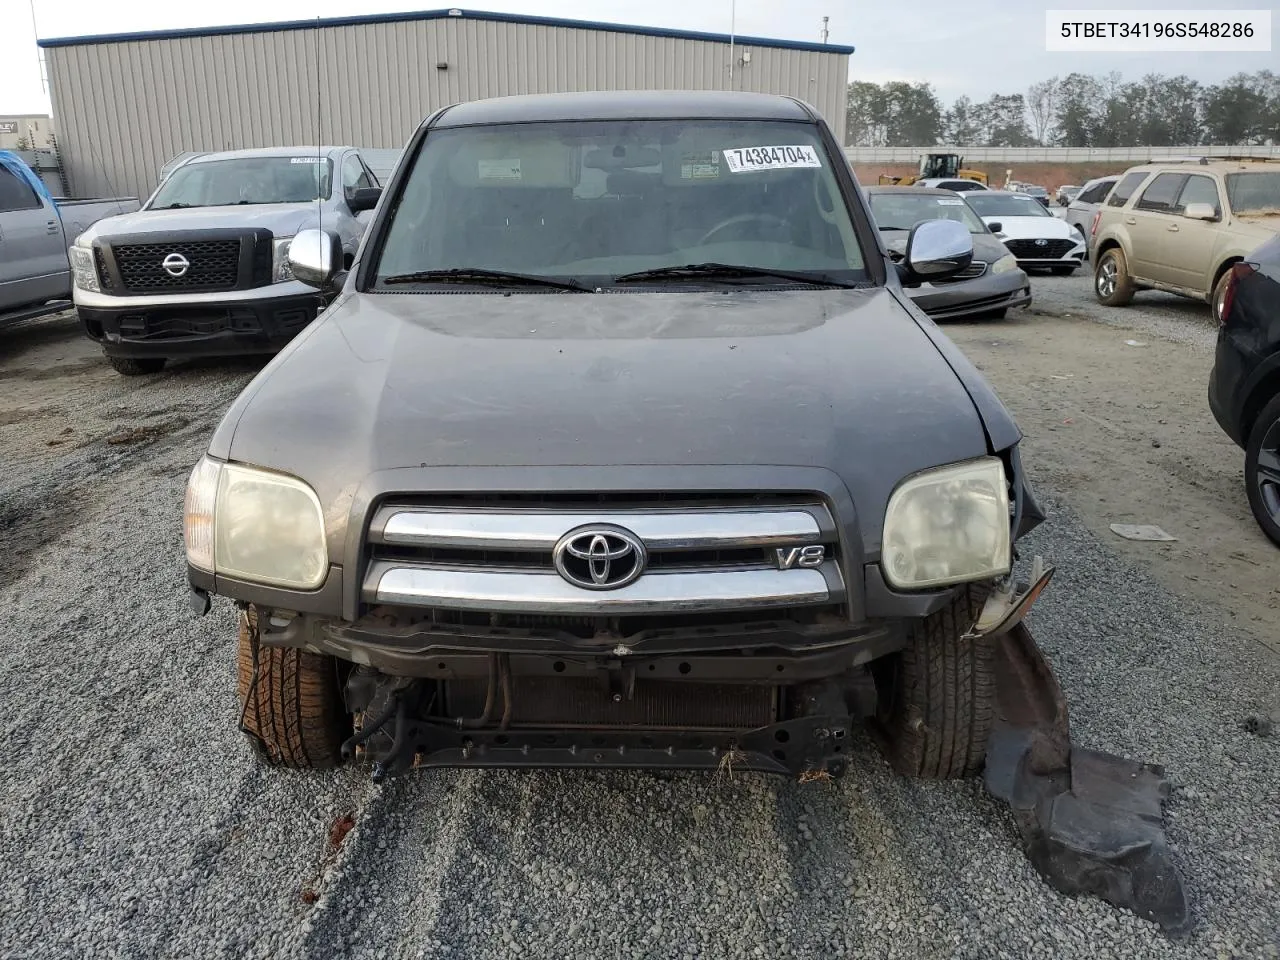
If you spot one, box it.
[931,260,988,283]
[362,496,846,617]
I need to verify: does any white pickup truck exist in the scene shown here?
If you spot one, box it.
[0,150,138,329]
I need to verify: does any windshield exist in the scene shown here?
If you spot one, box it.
[869,193,987,233]
[371,119,867,287]
[149,156,333,208]
[965,194,1052,219]
[1226,172,1280,217]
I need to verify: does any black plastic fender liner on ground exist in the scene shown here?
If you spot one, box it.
[984,622,1192,936]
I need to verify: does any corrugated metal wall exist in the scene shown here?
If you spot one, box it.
[46,17,849,200]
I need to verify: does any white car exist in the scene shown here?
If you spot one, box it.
[914,177,988,192]
[964,191,1087,275]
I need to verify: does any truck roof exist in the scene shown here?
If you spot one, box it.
[185,146,353,164]
[432,90,817,128]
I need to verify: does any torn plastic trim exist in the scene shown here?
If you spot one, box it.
[968,556,1054,639]
[985,622,1191,936]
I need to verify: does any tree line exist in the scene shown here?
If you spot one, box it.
[844,71,1280,147]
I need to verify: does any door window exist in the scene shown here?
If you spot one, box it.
[1078,180,1114,204]
[1134,173,1186,213]
[1107,172,1149,208]
[342,155,374,202]
[1174,175,1220,216]
[0,165,42,212]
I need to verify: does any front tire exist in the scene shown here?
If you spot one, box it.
[874,584,994,779]
[1094,248,1135,306]
[237,607,351,768]
[108,356,166,376]
[1244,395,1280,548]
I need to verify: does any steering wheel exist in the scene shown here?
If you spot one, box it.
[698,213,791,247]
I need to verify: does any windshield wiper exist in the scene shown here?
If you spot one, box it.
[381,268,593,292]
[163,202,195,209]
[613,262,860,288]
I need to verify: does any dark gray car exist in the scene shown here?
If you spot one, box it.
[867,186,1031,320]
[183,90,1049,788]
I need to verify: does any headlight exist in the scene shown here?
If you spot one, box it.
[990,254,1019,274]
[184,456,328,589]
[69,245,100,292]
[882,457,1011,590]
[272,237,295,283]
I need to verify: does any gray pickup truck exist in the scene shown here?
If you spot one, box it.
[184,90,1054,785]
[71,145,382,375]
[0,150,137,327]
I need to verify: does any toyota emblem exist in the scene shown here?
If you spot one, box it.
[162,253,190,277]
[553,525,647,590]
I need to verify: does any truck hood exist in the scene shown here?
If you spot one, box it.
[212,288,1004,551]
[78,202,323,244]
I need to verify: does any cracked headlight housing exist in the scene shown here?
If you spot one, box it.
[272,236,295,283]
[69,243,100,292]
[990,254,1019,274]
[184,456,328,589]
[882,457,1011,590]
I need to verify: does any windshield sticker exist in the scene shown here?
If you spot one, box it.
[722,145,822,174]
[680,152,721,180]
[478,158,522,181]
[290,157,325,164]
[937,198,965,205]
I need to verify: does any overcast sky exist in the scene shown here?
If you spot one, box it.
[3,0,1275,117]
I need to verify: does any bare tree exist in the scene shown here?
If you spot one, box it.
[1026,77,1059,146]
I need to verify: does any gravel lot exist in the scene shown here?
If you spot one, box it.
[1,275,1276,959]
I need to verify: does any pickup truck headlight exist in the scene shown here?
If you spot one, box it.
[882,457,1011,590]
[272,237,295,283]
[990,254,1018,274]
[69,245,100,292]
[184,456,328,589]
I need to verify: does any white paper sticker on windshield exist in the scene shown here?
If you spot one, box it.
[937,198,965,205]
[680,152,721,179]
[722,145,821,173]
[290,157,325,164]
[478,158,522,181]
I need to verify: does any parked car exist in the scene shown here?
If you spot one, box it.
[964,191,1086,274]
[1208,235,1280,544]
[1091,158,1280,320]
[1020,185,1052,208]
[184,90,1048,787]
[71,145,383,375]
[0,150,138,326]
[914,177,989,192]
[866,186,1030,320]
[1064,175,1119,258]
[1055,185,1081,206]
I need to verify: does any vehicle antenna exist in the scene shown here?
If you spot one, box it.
[728,0,736,87]
[315,15,322,241]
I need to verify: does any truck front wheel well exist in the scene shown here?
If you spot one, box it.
[1211,256,1243,295]
[1093,238,1121,259]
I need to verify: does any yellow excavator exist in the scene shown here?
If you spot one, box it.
[877,153,988,187]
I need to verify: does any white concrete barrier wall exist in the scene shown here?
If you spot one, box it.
[844,145,1280,163]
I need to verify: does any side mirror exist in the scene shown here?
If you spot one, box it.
[903,218,973,281]
[288,228,344,290]
[348,186,382,214]
[1183,202,1218,221]
[987,222,1003,234]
